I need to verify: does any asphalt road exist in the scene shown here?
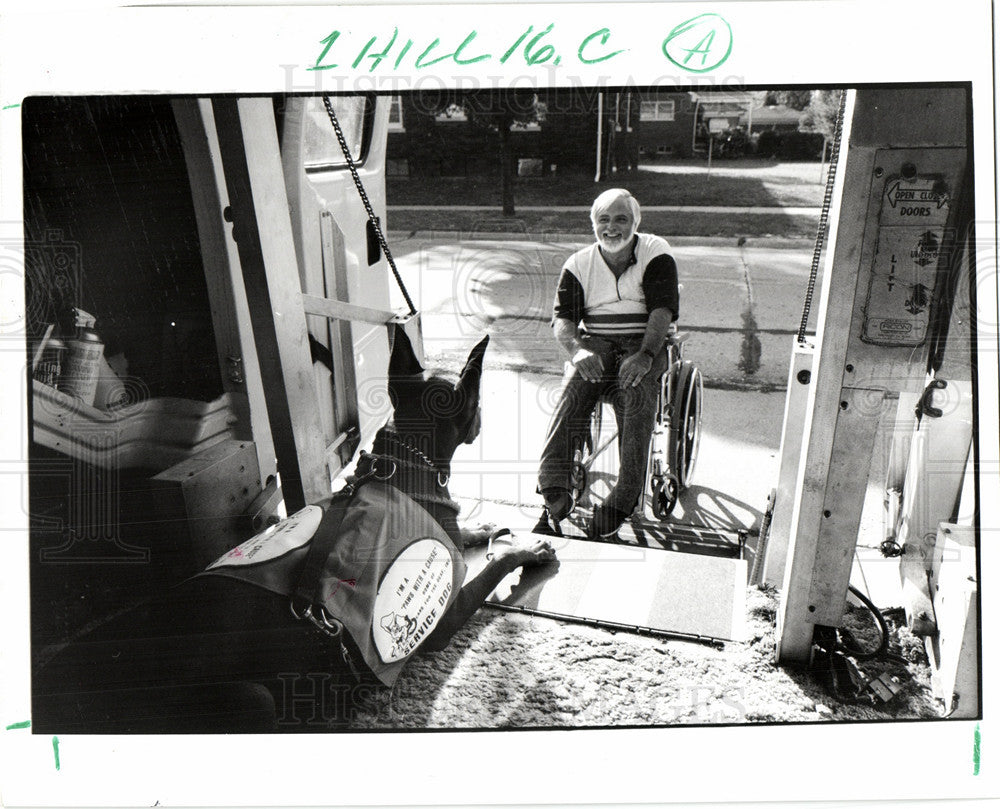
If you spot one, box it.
[387,232,820,389]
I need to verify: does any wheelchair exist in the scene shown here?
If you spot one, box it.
[569,330,703,522]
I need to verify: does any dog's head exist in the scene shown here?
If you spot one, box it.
[387,325,489,469]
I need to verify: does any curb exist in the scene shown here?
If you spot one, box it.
[388,231,816,251]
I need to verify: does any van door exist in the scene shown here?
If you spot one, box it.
[279,94,396,471]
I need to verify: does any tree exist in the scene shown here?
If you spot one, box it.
[537,88,601,172]
[462,89,540,216]
[406,89,540,216]
[799,90,845,140]
[764,90,813,111]
[799,90,845,177]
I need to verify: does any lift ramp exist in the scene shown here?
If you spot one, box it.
[463,533,747,644]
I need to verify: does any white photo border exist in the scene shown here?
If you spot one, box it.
[0,1,997,806]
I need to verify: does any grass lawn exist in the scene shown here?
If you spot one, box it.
[386,208,821,239]
[387,159,829,210]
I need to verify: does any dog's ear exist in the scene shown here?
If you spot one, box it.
[387,323,425,411]
[388,323,425,378]
[456,334,489,420]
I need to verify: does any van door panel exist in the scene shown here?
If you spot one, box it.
[281,96,393,460]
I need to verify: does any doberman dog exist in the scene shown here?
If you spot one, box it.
[32,328,555,732]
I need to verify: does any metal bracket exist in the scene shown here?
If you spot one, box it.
[243,476,282,534]
[301,292,416,327]
[915,378,947,420]
[866,671,905,704]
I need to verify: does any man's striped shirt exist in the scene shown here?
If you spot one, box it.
[553,233,679,337]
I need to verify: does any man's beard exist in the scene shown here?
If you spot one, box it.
[597,228,635,255]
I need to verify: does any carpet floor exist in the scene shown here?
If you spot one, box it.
[350,587,940,729]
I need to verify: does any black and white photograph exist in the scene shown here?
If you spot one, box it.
[1,2,997,807]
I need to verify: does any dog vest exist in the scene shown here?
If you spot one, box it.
[198,482,467,687]
[563,232,672,337]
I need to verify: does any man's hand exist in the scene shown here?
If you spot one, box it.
[619,350,653,388]
[554,318,602,382]
[572,347,605,383]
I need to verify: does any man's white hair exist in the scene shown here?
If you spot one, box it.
[590,188,641,228]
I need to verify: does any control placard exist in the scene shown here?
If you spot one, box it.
[863,174,951,346]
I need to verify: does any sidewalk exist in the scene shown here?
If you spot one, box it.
[388,204,822,215]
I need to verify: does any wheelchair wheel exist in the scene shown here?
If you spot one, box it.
[669,361,703,489]
[650,475,679,519]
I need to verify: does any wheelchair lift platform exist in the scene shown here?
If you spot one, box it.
[463,533,747,644]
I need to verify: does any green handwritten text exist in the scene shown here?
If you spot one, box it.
[662,13,733,73]
[578,28,626,64]
[312,30,342,70]
[309,24,628,72]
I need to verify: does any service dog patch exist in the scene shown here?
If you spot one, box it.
[372,538,454,663]
[206,505,322,569]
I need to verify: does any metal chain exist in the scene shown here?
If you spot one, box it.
[378,433,451,487]
[797,91,849,344]
[381,433,436,471]
[321,96,416,315]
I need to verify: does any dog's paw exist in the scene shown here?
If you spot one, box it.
[520,536,558,566]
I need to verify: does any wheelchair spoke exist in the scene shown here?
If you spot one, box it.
[669,363,702,489]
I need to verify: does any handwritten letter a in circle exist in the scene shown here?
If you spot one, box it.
[663,14,733,73]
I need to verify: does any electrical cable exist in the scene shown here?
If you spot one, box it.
[837,583,889,661]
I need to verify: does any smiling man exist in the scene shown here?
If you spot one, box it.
[535,188,679,539]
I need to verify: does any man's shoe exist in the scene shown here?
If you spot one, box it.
[541,489,575,523]
[531,508,563,537]
[589,505,629,541]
